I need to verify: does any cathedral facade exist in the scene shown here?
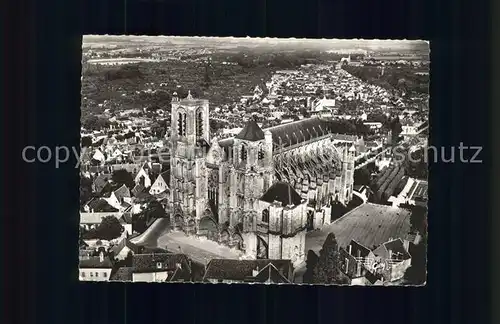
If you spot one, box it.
[169,92,355,266]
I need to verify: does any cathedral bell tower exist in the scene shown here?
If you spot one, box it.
[228,118,273,231]
[170,91,210,234]
[340,143,356,204]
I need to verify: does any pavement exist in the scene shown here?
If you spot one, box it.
[157,231,243,266]
[130,217,171,246]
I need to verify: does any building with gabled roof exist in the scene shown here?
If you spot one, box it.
[79,253,114,281]
[149,171,170,195]
[372,238,412,282]
[203,259,293,284]
[131,253,193,283]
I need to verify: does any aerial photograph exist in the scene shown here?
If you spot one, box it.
[78,36,429,285]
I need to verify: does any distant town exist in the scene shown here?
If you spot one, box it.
[79,36,428,285]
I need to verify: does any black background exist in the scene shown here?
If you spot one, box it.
[3,0,491,323]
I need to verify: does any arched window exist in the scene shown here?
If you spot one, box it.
[196,109,203,138]
[240,144,248,161]
[258,144,265,160]
[262,209,269,223]
[177,111,186,136]
[177,161,182,178]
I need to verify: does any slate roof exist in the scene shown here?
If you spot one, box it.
[110,237,128,255]
[132,253,191,274]
[364,270,383,284]
[131,184,146,197]
[203,259,293,282]
[168,265,193,282]
[347,240,372,258]
[109,267,134,281]
[93,174,112,193]
[235,119,265,141]
[219,117,354,149]
[383,239,411,260]
[266,118,340,148]
[114,184,131,201]
[159,171,171,184]
[260,182,303,206]
[79,256,113,269]
[373,238,411,261]
[253,263,291,283]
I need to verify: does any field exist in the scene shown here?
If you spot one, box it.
[305,203,411,253]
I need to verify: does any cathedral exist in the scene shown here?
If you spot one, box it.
[169,91,356,266]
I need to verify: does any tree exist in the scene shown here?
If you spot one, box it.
[303,250,319,283]
[410,205,428,233]
[354,167,371,186]
[80,176,93,205]
[81,136,93,148]
[112,169,135,189]
[98,216,124,240]
[403,236,427,285]
[311,233,350,284]
[83,216,124,240]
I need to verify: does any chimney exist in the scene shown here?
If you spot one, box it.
[347,244,352,255]
[252,266,259,277]
[99,251,105,263]
[388,249,393,260]
[356,262,361,277]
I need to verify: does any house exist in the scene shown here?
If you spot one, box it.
[92,174,112,193]
[102,191,122,211]
[339,240,379,285]
[131,183,146,197]
[113,184,132,204]
[109,267,134,281]
[79,252,113,281]
[149,171,170,195]
[119,212,133,235]
[134,165,152,188]
[131,253,193,283]
[110,236,141,261]
[372,238,412,282]
[92,149,106,164]
[203,259,294,284]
